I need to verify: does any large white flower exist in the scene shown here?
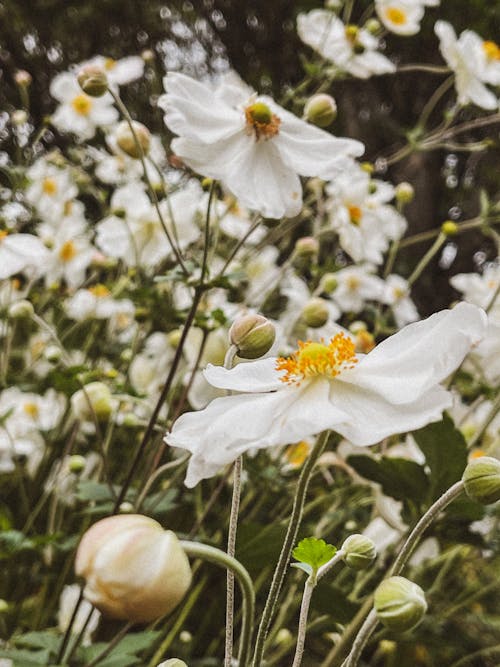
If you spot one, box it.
[166,302,486,487]
[297,10,396,78]
[158,73,363,219]
[434,21,500,110]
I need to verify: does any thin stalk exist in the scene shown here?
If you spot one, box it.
[113,287,203,511]
[55,586,85,663]
[467,391,500,451]
[84,622,133,667]
[397,64,450,74]
[180,541,255,667]
[201,181,216,285]
[252,430,331,667]
[109,89,188,275]
[407,232,446,286]
[417,76,454,130]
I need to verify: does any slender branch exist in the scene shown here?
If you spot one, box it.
[407,232,446,286]
[84,622,133,667]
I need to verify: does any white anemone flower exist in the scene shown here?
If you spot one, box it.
[331,265,386,314]
[383,274,419,327]
[50,72,119,140]
[158,72,363,219]
[83,55,145,87]
[297,10,396,79]
[434,21,500,110]
[0,232,49,280]
[166,302,486,487]
[375,0,427,36]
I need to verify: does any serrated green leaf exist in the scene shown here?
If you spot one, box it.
[292,537,337,571]
[413,413,468,500]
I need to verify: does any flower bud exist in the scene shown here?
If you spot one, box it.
[319,273,338,294]
[116,120,151,158]
[304,94,337,128]
[365,18,382,34]
[68,455,86,474]
[301,298,329,328]
[294,236,319,259]
[462,456,500,505]
[77,65,108,97]
[441,220,458,237]
[8,300,34,319]
[71,382,113,422]
[374,576,427,632]
[44,345,62,362]
[14,70,32,87]
[342,534,377,570]
[0,599,8,613]
[395,182,414,205]
[11,110,28,126]
[75,515,192,623]
[119,501,135,513]
[229,314,276,359]
[157,661,188,667]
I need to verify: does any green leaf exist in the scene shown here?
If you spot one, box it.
[292,537,337,572]
[413,413,468,500]
[0,648,51,665]
[347,456,430,504]
[14,630,60,653]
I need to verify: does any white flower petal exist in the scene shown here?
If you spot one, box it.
[204,357,282,392]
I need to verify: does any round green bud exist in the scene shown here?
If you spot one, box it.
[294,236,319,259]
[441,220,458,237]
[463,456,500,505]
[0,599,9,613]
[8,300,34,319]
[119,501,135,514]
[301,298,329,328]
[365,18,382,34]
[247,101,273,125]
[116,120,151,158]
[395,182,415,205]
[68,455,86,474]
[229,314,276,359]
[304,94,337,128]
[77,64,108,97]
[70,382,113,422]
[374,576,427,633]
[360,162,374,174]
[167,329,183,349]
[319,273,338,294]
[342,534,377,570]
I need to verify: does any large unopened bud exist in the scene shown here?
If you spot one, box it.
[463,456,500,505]
[77,65,108,97]
[301,298,329,328]
[342,534,377,570]
[76,515,192,623]
[229,314,276,359]
[157,661,188,667]
[116,120,151,158]
[70,382,113,422]
[304,94,337,128]
[374,576,427,632]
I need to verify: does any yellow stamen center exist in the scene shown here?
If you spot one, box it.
[345,25,359,44]
[386,7,407,25]
[393,286,407,300]
[104,57,117,70]
[71,94,93,116]
[23,402,39,418]
[42,178,58,196]
[0,230,8,242]
[276,333,358,386]
[348,204,363,225]
[59,240,77,262]
[347,276,360,291]
[245,101,281,141]
[88,284,110,298]
[483,40,500,60]
[284,441,311,467]
[63,200,73,216]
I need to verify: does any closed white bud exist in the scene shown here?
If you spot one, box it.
[374,576,427,632]
[77,64,108,97]
[71,382,113,422]
[116,120,151,158]
[395,182,414,205]
[76,515,192,623]
[229,314,276,359]
[8,300,34,319]
[301,298,329,328]
[304,94,337,127]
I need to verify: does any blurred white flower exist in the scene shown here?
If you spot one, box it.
[383,274,419,327]
[375,0,426,36]
[64,285,135,322]
[159,72,363,219]
[26,158,77,222]
[58,584,100,645]
[331,265,386,313]
[297,10,396,78]
[84,55,145,87]
[0,232,49,280]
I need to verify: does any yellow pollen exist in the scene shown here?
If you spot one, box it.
[276,334,358,386]
[284,441,311,467]
[0,230,8,242]
[245,101,281,141]
[347,276,360,291]
[345,25,358,44]
[88,284,110,298]
[71,94,93,116]
[393,286,406,300]
[356,330,375,353]
[104,57,117,70]
[23,402,39,418]
[483,40,500,60]
[42,177,58,196]
[59,240,77,262]
[469,449,487,460]
[386,7,407,25]
[11,279,21,290]
[348,204,363,225]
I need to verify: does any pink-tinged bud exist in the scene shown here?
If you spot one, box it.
[75,515,192,623]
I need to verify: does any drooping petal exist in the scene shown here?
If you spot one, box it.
[340,302,486,404]
[204,357,283,392]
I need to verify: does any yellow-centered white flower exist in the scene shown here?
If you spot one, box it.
[159,72,364,219]
[166,303,486,487]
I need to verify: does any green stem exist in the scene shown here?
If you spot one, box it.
[201,181,216,284]
[251,430,331,666]
[84,622,133,667]
[180,541,255,667]
[407,232,446,286]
